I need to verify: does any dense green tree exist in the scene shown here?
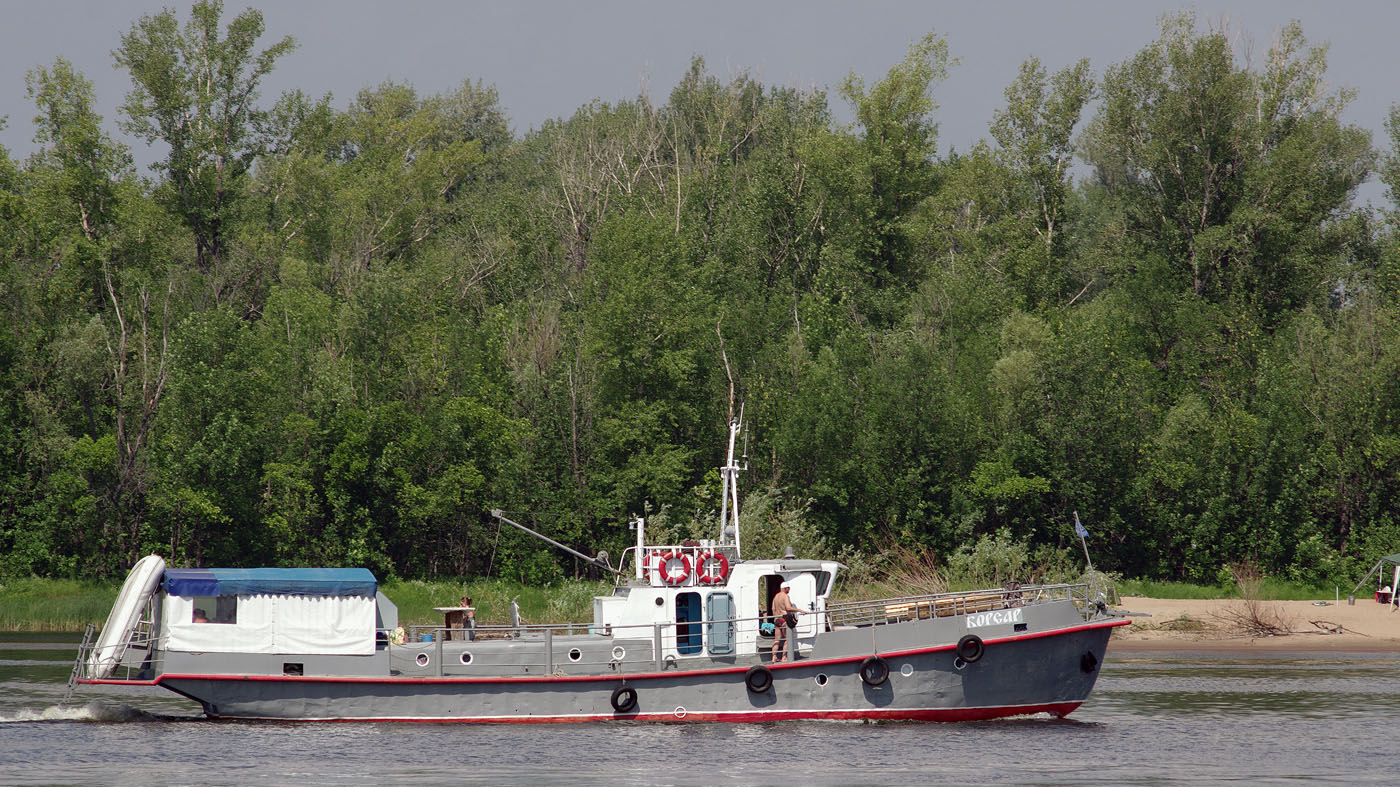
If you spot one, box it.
[834,32,952,323]
[987,57,1095,307]
[5,11,1400,590]
[114,0,295,279]
[1082,13,1371,322]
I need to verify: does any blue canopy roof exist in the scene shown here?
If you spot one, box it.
[162,568,377,597]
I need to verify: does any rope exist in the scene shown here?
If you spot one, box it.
[486,514,503,580]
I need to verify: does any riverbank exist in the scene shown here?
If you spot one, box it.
[1112,595,1400,653]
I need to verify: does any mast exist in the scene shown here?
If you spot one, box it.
[717,405,747,559]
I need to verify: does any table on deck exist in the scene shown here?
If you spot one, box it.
[432,606,476,640]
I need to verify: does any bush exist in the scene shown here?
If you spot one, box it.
[945,528,1028,587]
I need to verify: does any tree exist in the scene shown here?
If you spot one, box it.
[837,32,953,314]
[26,59,132,246]
[986,57,1095,306]
[990,58,1094,255]
[1081,14,1371,321]
[114,0,295,276]
[25,59,135,309]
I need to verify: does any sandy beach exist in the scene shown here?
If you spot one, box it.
[1111,595,1400,653]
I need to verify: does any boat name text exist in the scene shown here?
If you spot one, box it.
[965,608,1023,629]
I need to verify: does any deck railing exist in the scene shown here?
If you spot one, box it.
[76,582,1103,680]
[70,603,164,682]
[398,582,1101,675]
[825,582,1092,629]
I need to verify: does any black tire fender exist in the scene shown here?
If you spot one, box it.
[610,684,638,713]
[956,634,984,663]
[859,655,890,686]
[744,664,774,693]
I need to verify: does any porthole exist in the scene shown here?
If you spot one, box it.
[814,673,829,686]
[459,652,473,665]
[655,597,665,606]
[612,646,626,660]
[568,648,583,662]
[415,653,430,667]
[900,663,914,677]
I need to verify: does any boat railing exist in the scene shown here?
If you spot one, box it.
[404,612,765,674]
[393,582,1099,675]
[69,603,164,683]
[825,582,1094,628]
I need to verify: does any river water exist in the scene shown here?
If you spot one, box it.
[3,633,1397,785]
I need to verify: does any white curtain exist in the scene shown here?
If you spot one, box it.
[165,593,375,655]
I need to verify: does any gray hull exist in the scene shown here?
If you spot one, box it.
[157,621,1119,723]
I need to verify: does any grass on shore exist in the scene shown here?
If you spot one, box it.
[0,578,118,631]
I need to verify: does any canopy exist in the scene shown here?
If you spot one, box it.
[162,567,377,598]
[1349,554,1400,599]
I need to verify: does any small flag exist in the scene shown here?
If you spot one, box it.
[1074,512,1089,539]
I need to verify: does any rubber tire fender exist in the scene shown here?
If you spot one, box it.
[744,664,774,693]
[610,684,638,713]
[956,634,984,663]
[859,655,890,686]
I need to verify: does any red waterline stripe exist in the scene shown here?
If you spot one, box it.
[78,617,1128,688]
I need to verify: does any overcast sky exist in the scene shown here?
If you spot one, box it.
[2,1,1397,205]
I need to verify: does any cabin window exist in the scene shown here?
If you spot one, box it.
[815,571,833,596]
[705,592,735,655]
[675,592,702,655]
[190,595,238,624]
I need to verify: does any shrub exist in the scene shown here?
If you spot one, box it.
[945,528,1028,587]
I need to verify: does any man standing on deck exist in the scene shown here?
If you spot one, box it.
[771,583,802,663]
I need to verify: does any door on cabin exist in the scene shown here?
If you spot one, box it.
[705,592,735,655]
[675,592,702,655]
[785,573,819,637]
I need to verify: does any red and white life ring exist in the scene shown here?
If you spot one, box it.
[695,551,729,584]
[657,550,692,585]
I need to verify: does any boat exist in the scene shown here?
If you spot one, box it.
[72,416,1129,723]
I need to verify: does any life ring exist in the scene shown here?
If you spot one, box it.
[610,684,638,713]
[744,665,773,693]
[695,551,729,584]
[956,634,984,663]
[657,550,692,585]
[859,655,890,686]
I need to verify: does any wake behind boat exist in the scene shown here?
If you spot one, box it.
[71,417,1128,723]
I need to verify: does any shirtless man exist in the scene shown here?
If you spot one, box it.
[770,583,802,663]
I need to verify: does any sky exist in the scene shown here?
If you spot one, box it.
[2,1,1397,205]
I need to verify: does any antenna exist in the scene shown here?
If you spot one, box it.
[718,408,745,559]
[739,403,749,470]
